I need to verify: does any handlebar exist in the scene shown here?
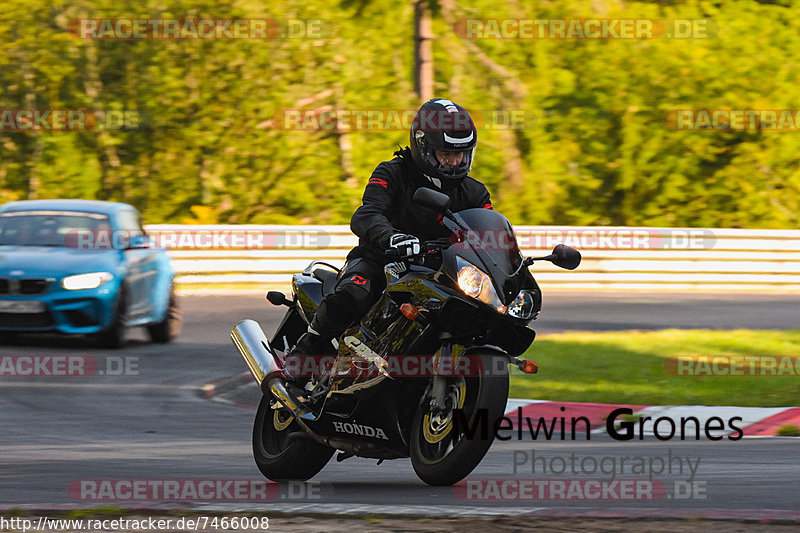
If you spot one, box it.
[384,238,451,262]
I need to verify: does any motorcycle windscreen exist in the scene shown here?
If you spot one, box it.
[443,208,525,306]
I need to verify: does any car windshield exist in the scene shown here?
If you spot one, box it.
[0,210,111,247]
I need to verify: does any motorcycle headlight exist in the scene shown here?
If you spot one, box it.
[506,290,537,319]
[456,256,506,313]
[62,272,113,290]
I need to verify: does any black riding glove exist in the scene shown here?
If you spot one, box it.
[388,233,421,259]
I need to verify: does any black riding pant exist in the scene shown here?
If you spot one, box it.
[311,257,386,339]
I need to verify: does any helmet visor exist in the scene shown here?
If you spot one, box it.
[424,146,475,178]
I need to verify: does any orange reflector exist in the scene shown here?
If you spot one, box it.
[520,359,539,374]
[400,303,419,320]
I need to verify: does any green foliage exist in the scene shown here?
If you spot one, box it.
[1,0,799,227]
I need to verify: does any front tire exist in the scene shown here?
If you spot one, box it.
[410,353,509,486]
[252,395,334,481]
[147,287,181,343]
[96,287,127,349]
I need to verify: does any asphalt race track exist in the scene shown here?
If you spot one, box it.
[1,292,799,521]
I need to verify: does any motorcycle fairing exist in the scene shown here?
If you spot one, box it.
[302,379,416,458]
[442,208,526,305]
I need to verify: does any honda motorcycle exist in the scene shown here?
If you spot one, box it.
[231,188,580,486]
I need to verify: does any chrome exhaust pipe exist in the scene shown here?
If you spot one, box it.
[230,319,314,419]
[231,319,284,389]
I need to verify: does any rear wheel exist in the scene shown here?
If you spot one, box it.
[410,353,509,486]
[147,287,182,343]
[252,395,334,481]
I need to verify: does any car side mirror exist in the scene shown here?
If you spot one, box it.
[413,187,451,213]
[127,234,152,249]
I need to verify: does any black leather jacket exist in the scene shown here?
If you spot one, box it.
[349,148,492,264]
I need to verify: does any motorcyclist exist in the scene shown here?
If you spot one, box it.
[286,98,493,374]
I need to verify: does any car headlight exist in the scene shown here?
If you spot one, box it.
[506,290,537,319]
[61,272,113,290]
[456,256,506,313]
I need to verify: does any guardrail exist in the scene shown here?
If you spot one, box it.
[143,225,800,292]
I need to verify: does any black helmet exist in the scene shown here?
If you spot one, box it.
[409,98,477,189]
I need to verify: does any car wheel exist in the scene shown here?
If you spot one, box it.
[96,286,127,349]
[147,286,181,343]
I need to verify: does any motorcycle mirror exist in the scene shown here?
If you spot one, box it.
[266,291,292,307]
[550,244,581,270]
[413,187,451,213]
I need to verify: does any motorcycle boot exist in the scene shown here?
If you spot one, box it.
[283,299,345,384]
[283,330,330,386]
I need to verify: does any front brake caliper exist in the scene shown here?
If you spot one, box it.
[429,342,453,413]
[423,379,467,443]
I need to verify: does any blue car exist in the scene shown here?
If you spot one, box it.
[0,200,180,347]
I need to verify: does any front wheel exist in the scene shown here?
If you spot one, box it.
[410,353,509,486]
[96,287,127,349]
[252,395,334,481]
[147,287,182,343]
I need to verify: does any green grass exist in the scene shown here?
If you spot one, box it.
[63,507,131,519]
[777,425,800,436]
[510,329,800,407]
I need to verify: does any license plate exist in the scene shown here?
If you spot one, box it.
[0,300,45,313]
